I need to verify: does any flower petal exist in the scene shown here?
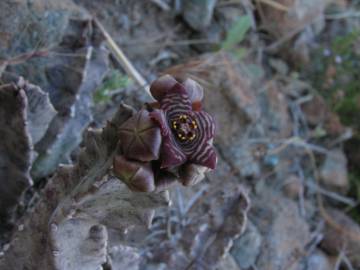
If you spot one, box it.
[184,111,217,169]
[149,109,171,137]
[177,110,215,157]
[179,163,208,186]
[160,83,192,114]
[183,78,204,103]
[150,109,187,168]
[150,74,177,102]
[189,144,217,169]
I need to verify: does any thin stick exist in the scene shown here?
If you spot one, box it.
[257,0,289,11]
[150,0,171,11]
[305,181,357,207]
[94,19,152,98]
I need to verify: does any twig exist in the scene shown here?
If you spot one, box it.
[176,187,186,217]
[303,143,360,244]
[150,0,171,11]
[256,0,289,12]
[93,19,152,99]
[305,181,357,207]
[342,252,355,270]
[184,185,208,214]
[329,128,353,148]
[264,16,322,52]
[325,11,360,20]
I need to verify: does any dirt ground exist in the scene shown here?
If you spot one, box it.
[0,0,360,269]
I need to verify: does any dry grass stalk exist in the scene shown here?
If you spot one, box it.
[94,19,151,98]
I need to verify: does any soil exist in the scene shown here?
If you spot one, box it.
[1,0,360,269]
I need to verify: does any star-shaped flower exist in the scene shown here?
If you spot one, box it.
[149,75,217,169]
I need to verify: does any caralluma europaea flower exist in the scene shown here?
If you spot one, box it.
[149,75,217,170]
[113,75,217,192]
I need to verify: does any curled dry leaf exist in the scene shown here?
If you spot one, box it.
[0,83,32,225]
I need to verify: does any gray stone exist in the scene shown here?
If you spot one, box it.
[306,250,333,270]
[182,0,218,31]
[283,174,303,199]
[231,221,262,269]
[216,254,240,270]
[321,209,360,268]
[320,149,349,194]
[251,187,311,270]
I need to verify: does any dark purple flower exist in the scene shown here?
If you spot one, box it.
[149,75,217,170]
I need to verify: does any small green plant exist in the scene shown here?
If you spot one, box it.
[221,15,252,59]
[306,30,360,223]
[93,70,132,104]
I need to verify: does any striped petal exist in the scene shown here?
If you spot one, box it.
[160,83,192,113]
[150,74,177,102]
[181,111,217,169]
[150,109,187,168]
[150,75,204,104]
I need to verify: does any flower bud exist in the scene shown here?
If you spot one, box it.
[113,155,155,192]
[179,163,208,186]
[118,109,161,162]
[182,78,204,103]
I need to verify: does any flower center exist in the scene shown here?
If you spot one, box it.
[171,114,197,141]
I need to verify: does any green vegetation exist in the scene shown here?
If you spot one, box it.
[307,30,360,221]
[221,15,252,59]
[93,70,132,104]
[309,30,360,129]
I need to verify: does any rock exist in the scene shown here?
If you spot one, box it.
[301,95,345,136]
[52,220,108,270]
[108,244,141,270]
[231,221,262,269]
[143,185,250,270]
[301,95,327,126]
[259,84,292,139]
[306,250,334,270]
[216,254,240,270]
[228,143,261,179]
[345,137,360,172]
[0,0,79,59]
[320,149,349,194]
[190,23,223,52]
[321,209,360,268]
[283,174,303,199]
[182,0,218,31]
[259,0,327,39]
[251,187,311,270]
